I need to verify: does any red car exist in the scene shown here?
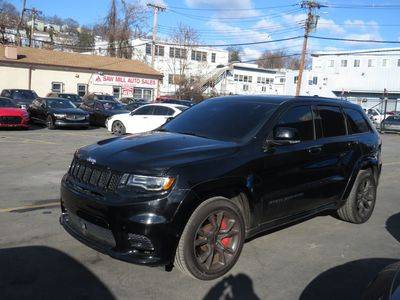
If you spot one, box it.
[0,97,30,129]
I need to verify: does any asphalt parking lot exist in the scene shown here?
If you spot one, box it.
[0,126,399,300]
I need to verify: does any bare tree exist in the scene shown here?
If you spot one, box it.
[0,0,19,44]
[226,46,242,62]
[257,50,302,70]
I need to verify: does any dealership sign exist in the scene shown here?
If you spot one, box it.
[93,75,157,88]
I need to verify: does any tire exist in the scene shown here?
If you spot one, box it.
[337,169,377,224]
[46,115,55,130]
[112,120,126,136]
[174,197,245,280]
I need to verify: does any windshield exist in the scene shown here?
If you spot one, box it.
[161,99,277,142]
[11,90,38,100]
[59,94,82,102]
[0,98,17,107]
[102,101,124,110]
[97,95,116,101]
[47,99,76,109]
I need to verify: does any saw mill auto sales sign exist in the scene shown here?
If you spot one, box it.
[93,75,157,88]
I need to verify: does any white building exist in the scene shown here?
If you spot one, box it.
[284,48,400,109]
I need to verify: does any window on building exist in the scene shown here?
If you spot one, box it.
[239,75,243,82]
[341,60,348,67]
[234,74,238,81]
[243,76,248,82]
[133,88,153,101]
[314,106,347,138]
[113,86,121,99]
[312,76,318,85]
[191,50,207,61]
[257,77,261,83]
[329,60,334,67]
[261,77,266,84]
[354,59,360,67]
[77,84,87,97]
[397,59,400,67]
[248,76,252,83]
[368,59,374,67]
[211,53,216,63]
[280,78,285,83]
[51,82,63,93]
[344,108,370,134]
[168,74,183,85]
[294,76,299,84]
[169,47,187,59]
[382,59,388,67]
[155,45,164,56]
[274,106,314,141]
[261,86,266,92]
[243,84,249,91]
[145,43,151,55]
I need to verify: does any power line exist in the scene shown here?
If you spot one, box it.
[166,4,297,11]
[310,35,400,44]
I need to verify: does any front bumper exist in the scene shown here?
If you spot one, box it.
[55,120,89,127]
[59,177,186,266]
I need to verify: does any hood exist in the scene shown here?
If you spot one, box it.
[50,108,88,115]
[0,107,26,116]
[76,131,238,174]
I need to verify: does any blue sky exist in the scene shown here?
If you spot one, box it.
[8,0,400,59]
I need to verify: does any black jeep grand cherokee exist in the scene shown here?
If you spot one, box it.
[60,96,381,280]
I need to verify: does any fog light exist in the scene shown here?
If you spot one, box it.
[127,233,154,251]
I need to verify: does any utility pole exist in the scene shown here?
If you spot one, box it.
[25,7,41,47]
[16,0,26,46]
[295,0,324,96]
[147,2,165,67]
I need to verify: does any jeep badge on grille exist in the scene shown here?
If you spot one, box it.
[87,157,96,164]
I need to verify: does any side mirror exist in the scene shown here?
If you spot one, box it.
[264,127,300,150]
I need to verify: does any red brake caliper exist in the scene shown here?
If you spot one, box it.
[220,217,232,248]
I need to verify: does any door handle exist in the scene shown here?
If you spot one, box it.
[307,146,322,154]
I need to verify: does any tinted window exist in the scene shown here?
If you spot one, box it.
[274,106,314,141]
[101,101,124,110]
[161,99,277,142]
[386,116,400,122]
[134,106,154,115]
[47,99,76,109]
[153,106,174,116]
[315,106,346,138]
[344,108,370,134]
[11,90,37,100]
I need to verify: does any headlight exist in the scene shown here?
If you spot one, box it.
[54,113,67,119]
[121,174,175,191]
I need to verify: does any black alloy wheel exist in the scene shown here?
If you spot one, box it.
[355,177,376,219]
[112,121,126,136]
[194,210,241,273]
[175,197,245,280]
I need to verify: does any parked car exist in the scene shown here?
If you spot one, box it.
[82,93,117,102]
[0,89,38,108]
[119,97,148,105]
[367,108,394,126]
[161,99,194,107]
[80,100,129,127]
[363,261,400,300]
[381,115,400,133]
[60,96,381,280]
[0,97,29,129]
[106,103,187,135]
[28,98,89,129]
[46,93,83,106]
[124,100,149,111]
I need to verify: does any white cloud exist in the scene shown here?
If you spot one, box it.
[242,48,263,61]
[253,19,282,30]
[185,0,259,17]
[318,18,345,34]
[282,13,307,24]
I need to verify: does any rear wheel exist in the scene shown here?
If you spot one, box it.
[46,115,55,130]
[112,120,126,136]
[337,169,377,224]
[174,197,245,280]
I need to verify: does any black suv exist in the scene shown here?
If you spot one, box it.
[60,96,381,280]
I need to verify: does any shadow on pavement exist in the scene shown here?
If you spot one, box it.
[0,246,114,300]
[203,273,260,300]
[300,258,398,300]
[386,212,400,243]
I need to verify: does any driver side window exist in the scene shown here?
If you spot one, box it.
[133,106,153,115]
[273,106,314,141]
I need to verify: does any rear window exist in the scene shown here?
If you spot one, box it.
[344,108,370,134]
[315,106,346,138]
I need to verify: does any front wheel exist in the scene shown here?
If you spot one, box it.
[174,197,245,280]
[46,115,55,130]
[111,120,126,136]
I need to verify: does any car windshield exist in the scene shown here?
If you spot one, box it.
[161,99,277,142]
[11,90,38,100]
[47,99,76,109]
[102,101,124,110]
[97,95,116,101]
[59,94,81,102]
[0,98,17,107]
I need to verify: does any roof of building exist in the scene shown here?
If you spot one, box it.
[0,46,162,77]
[312,48,400,57]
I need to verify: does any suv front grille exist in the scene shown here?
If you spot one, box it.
[68,159,121,192]
[0,116,21,125]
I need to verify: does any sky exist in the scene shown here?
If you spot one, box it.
[7,0,400,60]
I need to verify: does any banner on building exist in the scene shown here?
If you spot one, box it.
[93,74,157,88]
